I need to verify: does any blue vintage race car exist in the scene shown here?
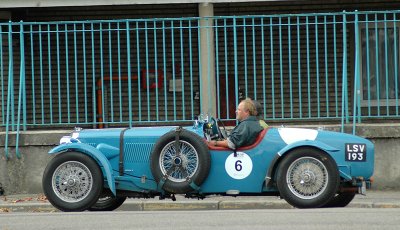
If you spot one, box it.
[42,115,374,211]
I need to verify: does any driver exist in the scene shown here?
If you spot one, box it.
[207,98,263,149]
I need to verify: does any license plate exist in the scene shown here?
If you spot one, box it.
[345,143,366,161]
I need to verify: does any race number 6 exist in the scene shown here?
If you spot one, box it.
[225,152,253,179]
[235,160,242,171]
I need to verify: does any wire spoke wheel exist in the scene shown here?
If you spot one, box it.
[160,140,199,182]
[287,157,328,199]
[277,147,339,208]
[150,129,210,194]
[42,152,103,212]
[52,161,94,203]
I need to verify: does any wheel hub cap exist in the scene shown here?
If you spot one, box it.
[300,171,316,184]
[173,157,182,166]
[66,177,79,187]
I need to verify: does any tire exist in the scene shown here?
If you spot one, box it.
[150,129,211,194]
[276,147,339,208]
[42,152,103,212]
[323,192,356,208]
[88,189,127,211]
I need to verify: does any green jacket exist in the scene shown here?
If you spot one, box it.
[228,116,263,149]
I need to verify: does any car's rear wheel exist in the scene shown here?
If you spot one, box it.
[150,129,211,194]
[323,191,356,208]
[88,189,126,211]
[276,147,339,208]
[42,152,103,212]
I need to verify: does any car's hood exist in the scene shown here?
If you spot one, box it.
[74,126,202,147]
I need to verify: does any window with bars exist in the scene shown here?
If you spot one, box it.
[361,25,400,106]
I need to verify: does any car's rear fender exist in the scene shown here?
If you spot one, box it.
[277,140,340,156]
[48,143,116,196]
[264,140,339,189]
[277,141,358,180]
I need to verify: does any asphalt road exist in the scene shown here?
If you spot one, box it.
[1,208,399,230]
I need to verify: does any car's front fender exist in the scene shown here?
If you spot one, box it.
[49,143,116,196]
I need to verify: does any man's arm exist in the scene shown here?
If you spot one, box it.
[207,139,228,148]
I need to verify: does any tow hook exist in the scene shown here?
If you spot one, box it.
[352,177,368,195]
[359,181,367,195]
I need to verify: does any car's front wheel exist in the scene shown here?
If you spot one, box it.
[276,147,339,208]
[42,152,103,212]
[88,190,126,211]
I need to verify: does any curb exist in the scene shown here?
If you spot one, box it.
[2,199,400,213]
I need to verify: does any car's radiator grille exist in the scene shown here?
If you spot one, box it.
[124,143,154,163]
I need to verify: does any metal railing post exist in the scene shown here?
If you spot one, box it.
[352,11,361,134]
[126,20,132,128]
[15,21,26,158]
[4,21,14,159]
[341,12,348,133]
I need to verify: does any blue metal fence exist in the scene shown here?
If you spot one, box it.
[2,10,400,158]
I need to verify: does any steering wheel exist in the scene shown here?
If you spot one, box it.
[217,118,228,139]
[203,117,226,140]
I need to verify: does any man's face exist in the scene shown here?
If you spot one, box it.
[236,102,249,121]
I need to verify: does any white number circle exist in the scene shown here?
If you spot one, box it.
[225,152,253,180]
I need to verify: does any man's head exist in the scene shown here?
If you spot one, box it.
[236,98,257,121]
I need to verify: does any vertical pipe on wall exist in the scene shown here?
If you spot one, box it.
[199,3,216,116]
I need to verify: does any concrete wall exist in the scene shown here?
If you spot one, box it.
[1,124,400,194]
[0,131,67,194]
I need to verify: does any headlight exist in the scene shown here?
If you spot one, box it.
[60,136,72,144]
[59,127,81,144]
[71,131,80,139]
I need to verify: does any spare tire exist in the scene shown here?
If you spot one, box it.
[150,128,211,194]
